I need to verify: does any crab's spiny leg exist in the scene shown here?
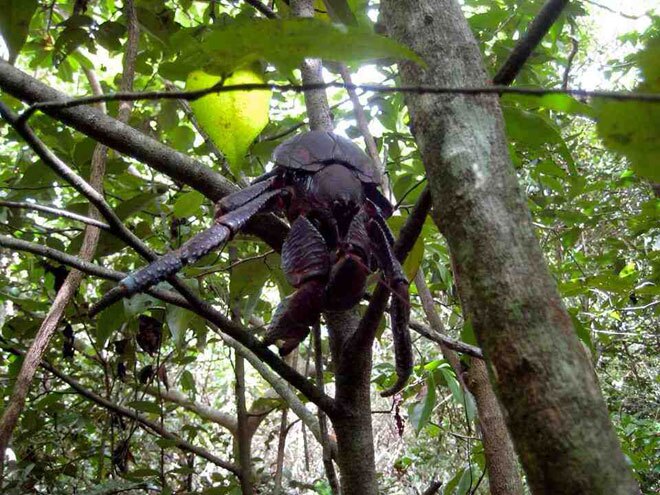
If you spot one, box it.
[368,218,412,397]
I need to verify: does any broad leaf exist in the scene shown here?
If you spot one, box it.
[408,374,436,434]
[171,18,423,77]
[173,190,205,218]
[187,69,272,173]
[0,0,38,63]
[96,302,123,349]
[595,35,660,182]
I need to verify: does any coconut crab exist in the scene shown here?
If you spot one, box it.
[98,130,412,396]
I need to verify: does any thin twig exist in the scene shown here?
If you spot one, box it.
[16,82,659,123]
[313,323,340,494]
[0,200,110,230]
[243,0,277,18]
[409,319,483,359]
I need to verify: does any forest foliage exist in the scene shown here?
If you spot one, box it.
[0,0,657,494]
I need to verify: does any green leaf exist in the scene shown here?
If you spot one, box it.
[388,216,424,280]
[502,93,593,118]
[440,367,462,404]
[594,35,660,182]
[126,400,161,414]
[96,21,126,52]
[116,192,161,220]
[96,302,122,349]
[456,466,477,495]
[173,190,205,218]
[408,374,436,434]
[166,304,195,348]
[595,99,660,182]
[502,105,574,167]
[0,0,38,63]
[322,0,358,25]
[174,18,424,77]
[180,369,196,394]
[53,26,92,66]
[186,69,271,173]
[229,251,277,316]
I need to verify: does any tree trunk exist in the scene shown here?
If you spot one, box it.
[327,310,378,495]
[380,1,640,494]
[465,359,522,495]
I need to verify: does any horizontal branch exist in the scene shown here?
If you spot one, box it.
[0,200,110,230]
[0,342,240,476]
[0,234,191,307]
[0,59,289,252]
[16,82,659,123]
[409,319,483,359]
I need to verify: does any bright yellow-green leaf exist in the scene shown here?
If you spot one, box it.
[186,69,271,173]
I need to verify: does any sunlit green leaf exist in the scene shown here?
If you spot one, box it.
[173,190,205,218]
[187,69,271,173]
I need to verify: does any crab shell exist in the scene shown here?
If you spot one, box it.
[272,130,392,217]
[273,130,382,185]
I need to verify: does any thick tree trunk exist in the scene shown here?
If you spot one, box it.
[380,1,640,494]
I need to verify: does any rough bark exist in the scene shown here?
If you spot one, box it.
[381,1,639,494]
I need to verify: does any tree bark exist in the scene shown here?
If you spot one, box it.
[465,359,522,495]
[380,1,640,494]
[327,310,377,495]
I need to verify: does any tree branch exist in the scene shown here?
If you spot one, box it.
[0,200,110,230]
[409,319,483,359]
[493,0,570,85]
[0,234,190,308]
[0,343,240,476]
[12,80,658,122]
[243,0,277,18]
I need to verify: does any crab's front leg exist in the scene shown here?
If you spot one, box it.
[91,178,284,315]
[264,216,330,355]
[366,207,412,397]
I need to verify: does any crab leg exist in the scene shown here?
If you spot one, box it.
[120,188,283,295]
[264,216,330,355]
[368,218,412,397]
